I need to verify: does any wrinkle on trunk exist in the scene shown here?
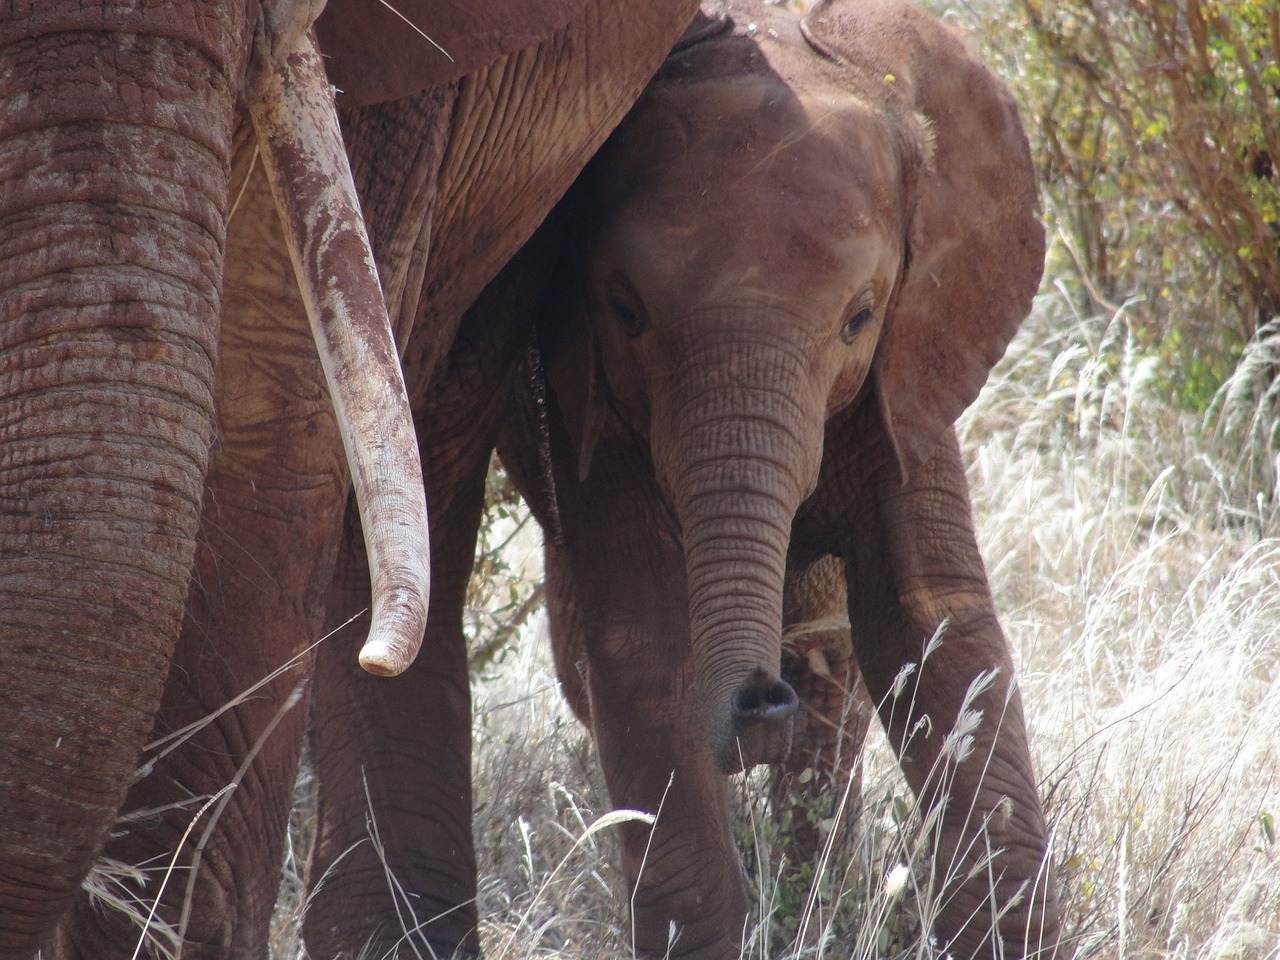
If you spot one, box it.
[0,6,249,952]
[648,329,827,771]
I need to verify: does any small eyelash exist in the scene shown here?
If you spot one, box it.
[841,307,875,343]
[610,295,645,338]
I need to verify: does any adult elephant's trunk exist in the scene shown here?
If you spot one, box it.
[0,7,251,950]
[0,7,426,951]
[649,318,827,774]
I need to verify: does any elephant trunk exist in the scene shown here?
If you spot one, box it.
[650,320,827,774]
[0,8,428,949]
[0,7,250,949]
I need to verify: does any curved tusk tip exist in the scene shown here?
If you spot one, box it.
[358,640,410,677]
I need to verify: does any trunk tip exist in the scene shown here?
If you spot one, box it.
[715,668,798,773]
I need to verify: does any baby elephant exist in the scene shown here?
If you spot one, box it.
[501,0,1060,956]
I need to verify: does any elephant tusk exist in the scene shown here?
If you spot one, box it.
[247,30,429,677]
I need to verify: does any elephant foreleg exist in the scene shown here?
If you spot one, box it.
[304,240,551,959]
[840,429,1061,960]
[544,430,751,960]
[588,644,750,959]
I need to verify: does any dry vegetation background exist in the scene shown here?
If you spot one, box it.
[266,1,1280,957]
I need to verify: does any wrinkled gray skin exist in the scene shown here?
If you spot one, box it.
[491,1,1063,957]
[0,0,698,957]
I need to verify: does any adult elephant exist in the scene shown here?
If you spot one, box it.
[0,0,698,957]
[490,0,1063,956]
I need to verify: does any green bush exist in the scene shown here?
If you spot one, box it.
[967,0,1278,408]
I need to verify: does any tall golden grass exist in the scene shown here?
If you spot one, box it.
[447,288,1280,960]
[259,279,1280,958]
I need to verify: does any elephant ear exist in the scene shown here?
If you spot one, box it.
[533,226,611,483]
[803,0,1044,472]
[316,0,592,106]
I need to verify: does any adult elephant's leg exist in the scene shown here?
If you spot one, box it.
[307,455,483,959]
[0,7,249,953]
[771,556,873,867]
[308,495,480,958]
[834,420,1060,959]
[57,151,352,959]
[305,243,549,959]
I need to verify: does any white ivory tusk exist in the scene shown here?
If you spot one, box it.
[248,30,429,677]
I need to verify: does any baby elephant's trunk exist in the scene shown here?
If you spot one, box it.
[651,323,828,773]
[675,474,800,773]
[727,667,800,772]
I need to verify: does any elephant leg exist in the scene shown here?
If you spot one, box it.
[839,428,1060,959]
[305,238,552,959]
[543,432,749,960]
[57,150,350,959]
[307,480,481,959]
[770,555,873,868]
[545,542,592,728]
[590,651,748,959]
[536,489,745,954]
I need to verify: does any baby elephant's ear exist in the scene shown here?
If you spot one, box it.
[804,0,1044,472]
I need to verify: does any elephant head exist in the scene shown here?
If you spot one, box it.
[551,0,1042,776]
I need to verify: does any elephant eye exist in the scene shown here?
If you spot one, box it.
[609,293,646,338]
[840,306,876,344]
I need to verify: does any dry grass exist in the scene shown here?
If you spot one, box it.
[462,286,1280,959]
[956,287,1280,960]
[260,275,1280,959]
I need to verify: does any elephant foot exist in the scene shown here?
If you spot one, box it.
[302,864,480,960]
[924,810,1062,960]
[53,877,235,960]
[933,873,1063,960]
[303,929,479,960]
